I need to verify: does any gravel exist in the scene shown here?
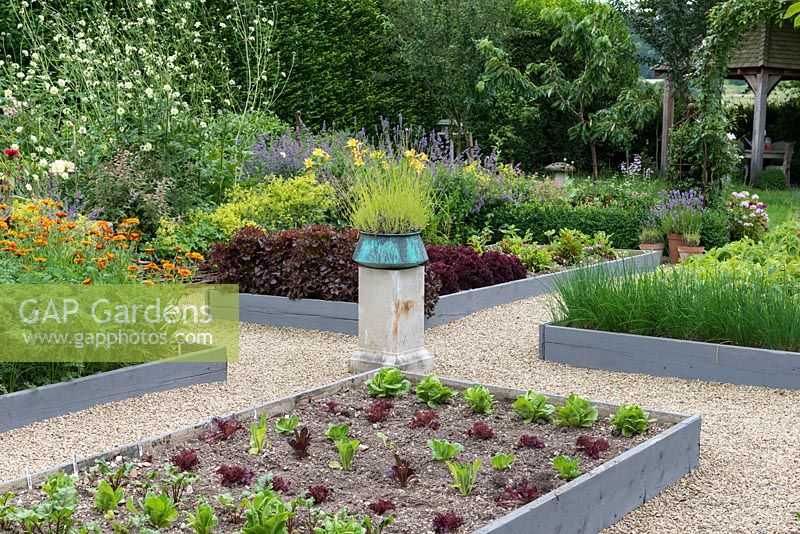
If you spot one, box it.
[1,295,799,532]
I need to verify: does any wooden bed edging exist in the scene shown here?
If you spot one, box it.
[0,370,700,534]
[0,345,227,434]
[212,249,660,335]
[539,323,800,390]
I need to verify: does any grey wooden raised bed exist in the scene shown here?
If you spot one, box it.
[0,370,700,534]
[210,249,660,335]
[540,323,800,390]
[0,345,227,434]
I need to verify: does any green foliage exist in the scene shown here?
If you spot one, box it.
[313,508,368,534]
[126,492,179,529]
[667,118,741,195]
[249,415,269,455]
[275,414,300,435]
[92,460,135,491]
[160,464,197,503]
[484,226,555,272]
[756,168,788,191]
[552,455,581,481]
[554,248,800,351]
[185,502,219,534]
[462,385,495,414]
[346,157,434,233]
[701,209,732,250]
[478,3,657,177]
[385,0,514,136]
[330,439,360,471]
[93,481,123,517]
[241,490,290,534]
[554,394,599,428]
[490,452,516,470]
[446,460,481,496]
[427,439,464,462]
[611,405,654,437]
[512,390,555,423]
[8,473,78,534]
[364,368,412,398]
[415,375,455,407]
[786,2,800,26]
[324,424,350,443]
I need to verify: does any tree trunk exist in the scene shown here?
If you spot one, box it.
[590,141,599,179]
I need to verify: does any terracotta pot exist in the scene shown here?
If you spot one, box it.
[677,245,705,262]
[638,243,664,262]
[666,233,684,264]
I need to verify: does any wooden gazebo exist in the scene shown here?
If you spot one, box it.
[659,22,800,182]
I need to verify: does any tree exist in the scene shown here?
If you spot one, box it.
[785,1,800,26]
[385,0,515,150]
[612,0,720,103]
[478,5,658,178]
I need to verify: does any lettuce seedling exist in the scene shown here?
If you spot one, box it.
[432,511,464,533]
[576,435,610,460]
[161,464,196,503]
[610,404,654,437]
[324,423,350,442]
[92,459,135,490]
[249,415,269,455]
[552,455,581,481]
[217,465,255,487]
[498,479,539,507]
[446,460,481,496]
[93,480,123,518]
[388,454,416,488]
[408,410,440,429]
[200,416,244,444]
[368,500,396,515]
[554,394,598,428]
[427,439,464,462]
[287,427,312,459]
[186,502,218,534]
[366,399,394,423]
[365,368,412,398]
[330,439,360,471]
[490,452,515,470]
[126,492,178,529]
[462,385,495,414]
[170,449,199,472]
[306,485,331,504]
[512,391,555,423]
[415,375,454,407]
[275,414,300,435]
[466,421,494,439]
[516,434,545,449]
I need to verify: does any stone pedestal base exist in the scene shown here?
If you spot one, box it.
[348,265,433,372]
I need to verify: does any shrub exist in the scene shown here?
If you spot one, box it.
[700,208,732,249]
[426,245,525,295]
[755,168,788,190]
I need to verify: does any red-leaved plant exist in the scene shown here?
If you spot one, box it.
[498,479,539,507]
[366,399,394,423]
[170,449,199,472]
[516,434,545,449]
[408,409,440,429]
[576,435,610,460]
[200,416,244,444]
[432,511,465,533]
[287,427,312,459]
[466,421,494,439]
[271,475,292,493]
[306,485,331,504]
[217,465,254,487]
[387,454,416,488]
[368,500,397,515]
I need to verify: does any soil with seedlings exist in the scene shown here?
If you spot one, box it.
[7,384,668,533]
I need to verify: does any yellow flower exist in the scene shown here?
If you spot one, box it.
[142,280,155,286]
[346,138,359,148]
[312,148,328,158]
[404,149,417,158]
[354,156,364,167]
[303,158,314,169]
[186,252,205,261]
[33,257,46,262]
[82,278,92,285]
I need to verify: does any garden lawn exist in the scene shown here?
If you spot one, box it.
[726,185,800,225]
[0,297,798,532]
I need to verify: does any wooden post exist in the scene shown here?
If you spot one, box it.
[660,77,674,172]
[746,70,781,185]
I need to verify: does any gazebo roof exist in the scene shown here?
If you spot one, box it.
[729,22,800,79]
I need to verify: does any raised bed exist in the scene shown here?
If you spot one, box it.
[539,323,800,390]
[210,249,660,335]
[0,345,227,434]
[1,370,700,533]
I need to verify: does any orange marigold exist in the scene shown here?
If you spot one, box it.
[33,257,46,262]
[162,262,175,271]
[185,252,205,261]
[127,265,139,272]
[177,268,192,277]
[55,211,67,218]
[142,280,155,285]
[82,278,92,285]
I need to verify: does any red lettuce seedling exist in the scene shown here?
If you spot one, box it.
[387,454,416,488]
[516,434,545,449]
[366,399,394,423]
[287,427,312,459]
[498,479,539,507]
[324,400,340,413]
[466,421,494,439]
[271,475,291,493]
[170,449,199,472]
[217,465,254,487]
[408,409,440,429]
[432,511,465,533]
[576,435,609,460]
[368,500,397,515]
[200,416,244,443]
[306,485,331,504]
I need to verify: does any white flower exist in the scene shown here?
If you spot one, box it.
[57,79,67,88]
[49,159,76,179]
[78,126,87,134]
[116,107,125,116]
[77,149,85,157]
[752,194,759,200]
[25,183,32,192]
[145,87,154,98]
[141,142,153,152]
[199,121,207,128]
[44,147,53,155]
[739,201,749,208]
[3,89,11,98]
[170,107,178,116]
[15,126,23,134]
[726,133,737,141]
[30,135,37,143]
[49,86,58,95]
[145,0,153,5]
[163,84,172,92]
[10,143,18,150]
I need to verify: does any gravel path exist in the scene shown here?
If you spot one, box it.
[1,295,799,532]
